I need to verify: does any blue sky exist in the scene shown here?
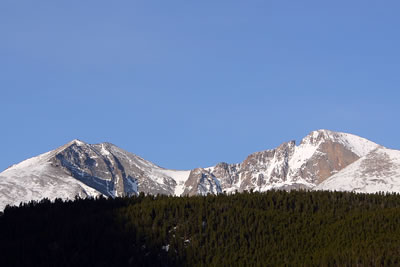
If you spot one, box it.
[1,0,399,171]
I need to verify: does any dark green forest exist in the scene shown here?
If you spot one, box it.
[1,190,400,266]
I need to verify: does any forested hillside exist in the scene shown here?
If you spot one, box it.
[1,190,400,266]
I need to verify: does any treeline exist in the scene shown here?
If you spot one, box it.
[1,190,400,266]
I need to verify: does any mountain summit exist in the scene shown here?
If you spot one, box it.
[1,130,397,210]
[182,129,379,195]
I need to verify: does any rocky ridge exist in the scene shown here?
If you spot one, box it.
[1,129,397,210]
[183,130,379,195]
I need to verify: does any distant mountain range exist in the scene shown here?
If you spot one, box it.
[1,129,400,210]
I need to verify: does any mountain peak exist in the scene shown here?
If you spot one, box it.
[0,130,396,211]
[302,129,340,144]
[69,139,85,146]
[96,142,117,149]
[300,130,379,157]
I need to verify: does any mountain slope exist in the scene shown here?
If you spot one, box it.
[0,143,101,211]
[0,140,191,210]
[316,147,400,193]
[183,130,380,195]
[0,129,395,210]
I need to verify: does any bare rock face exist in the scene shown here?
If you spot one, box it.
[53,142,129,197]
[194,130,380,194]
[182,168,222,196]
[94,143,177,196]
[0,129,385,210]
[0,139,188,211]
[311,141,359,183]
[52,141,180,196]
[238,141,296,191]
[287,132,361,185]
[211,162,240,190]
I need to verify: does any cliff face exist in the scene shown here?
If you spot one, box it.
[52,141,139,197]
[238,141,296,191]
[316,147,400,193]
[286,131,363,185]
[186,130,378,194]
[0,140,189,210]
[0,129,387,210]
[182,168,221,196]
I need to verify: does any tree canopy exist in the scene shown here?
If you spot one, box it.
[1,190,400,266]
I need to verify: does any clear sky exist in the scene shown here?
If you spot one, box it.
[1,0,400,171]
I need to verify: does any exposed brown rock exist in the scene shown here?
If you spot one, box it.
[183,168,221,196]
[291,141,360,184]
[212,162,240,189]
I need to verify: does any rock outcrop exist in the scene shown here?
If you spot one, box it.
[1,129,392,210]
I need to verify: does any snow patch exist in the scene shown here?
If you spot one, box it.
[159,169,191,196]
[100,144,111,156]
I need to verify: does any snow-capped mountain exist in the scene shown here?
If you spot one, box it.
[183,129,379,195]
[1,129,398,210]
[0,140,190,210]
[316,147,400,193]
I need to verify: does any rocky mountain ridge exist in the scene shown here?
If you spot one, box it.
[182,129,380,195]
[1,129,397,210]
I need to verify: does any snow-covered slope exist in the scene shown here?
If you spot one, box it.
[158,169,192,196]
[0,130,396,210]
[288,130,378,174]
[181,130,380,195]
[0,144,101,211]
[0,140,191,210]
[316,147,400,193]
[286,130,380,184]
